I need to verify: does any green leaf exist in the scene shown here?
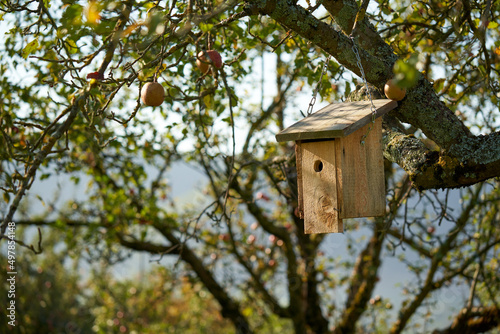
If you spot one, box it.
[199,23,214,32]
[22,38,39,59]
[487,21,499,29]
[203,94,214,109]
[393,54,419,89]
[433,78,445,93]
[66,39,79,54]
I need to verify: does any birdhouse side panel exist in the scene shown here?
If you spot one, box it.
[300,141,343,234]
[335,118,386,219]
[295,141,304,219]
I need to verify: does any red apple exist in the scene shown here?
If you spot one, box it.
[196,50,222,73]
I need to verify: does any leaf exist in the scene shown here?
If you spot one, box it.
[487,21,498,29]
[199,23,214,32]
[22,38,39,59]
[36,194,46,207]
[85,0,102,25]
[433,78,445,93]
[66,39,79,54]
[393,54,419,89]
[203,94,214,109]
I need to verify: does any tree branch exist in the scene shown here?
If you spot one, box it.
[0,1,135,239]
[432,306,500,334]
[244,0,392,87]
[383,124,500,190]
[246,0,500,190]
[389,185,483,333]
[153,222,253,334]
[322,0,397,62]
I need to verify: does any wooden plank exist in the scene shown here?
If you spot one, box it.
[301,141,343,234]
[295,141,304,219]
[276,99,397,142]
[336,118,386,218]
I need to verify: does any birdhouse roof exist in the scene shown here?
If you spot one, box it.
[276,99,397,142]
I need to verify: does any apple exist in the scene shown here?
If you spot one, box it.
[141,82,165,107]
[384,79,406,101]
[87,71,104,80]
[196,50,222,73]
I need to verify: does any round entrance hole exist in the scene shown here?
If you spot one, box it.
[313,160,323,172]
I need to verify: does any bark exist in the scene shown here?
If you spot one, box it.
[245,0,500,190]
[383,126,500,190]
[243,0,392,87]
[432,307,500,334]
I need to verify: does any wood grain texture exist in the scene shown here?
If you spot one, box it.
[301,141,343,234]
[276,99,397,142]
[295,141,304,219]
[336,118,386,218]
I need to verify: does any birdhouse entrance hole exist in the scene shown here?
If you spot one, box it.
[276,99,398,234]
[314,160,323,172]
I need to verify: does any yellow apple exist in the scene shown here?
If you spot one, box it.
[384,79,406,101]
[141,82,165,106]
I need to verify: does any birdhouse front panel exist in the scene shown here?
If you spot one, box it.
[299,140,343,234]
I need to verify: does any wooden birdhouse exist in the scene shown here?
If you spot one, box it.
[276,99,397,234]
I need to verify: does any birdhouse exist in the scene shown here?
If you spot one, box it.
[276,99,397,234]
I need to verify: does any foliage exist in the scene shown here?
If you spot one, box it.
[0,0,499,333]
[0,229,240,333]
[0,228,94,333]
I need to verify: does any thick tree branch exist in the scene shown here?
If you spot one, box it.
[115,233,181,255]
[246,1,500,190]
[383,125,500,190]
[432,306,500,334]
[244,0,392,87]
[322,0,397,62]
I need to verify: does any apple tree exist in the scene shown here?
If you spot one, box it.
[0,0,499,333]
